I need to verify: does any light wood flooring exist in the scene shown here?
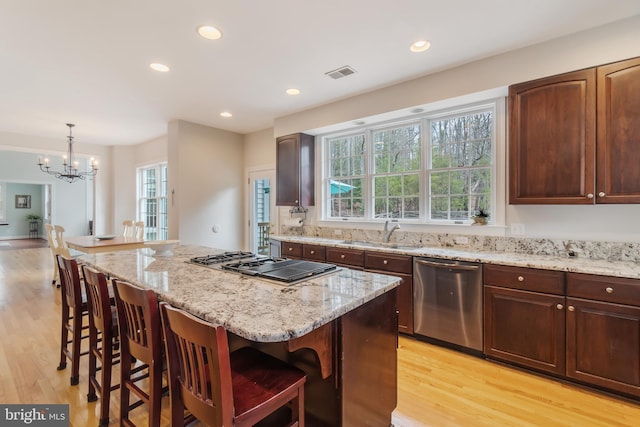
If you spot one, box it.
[1,247,639,426]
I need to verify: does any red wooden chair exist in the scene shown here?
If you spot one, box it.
[82,265,120,427]
[56,254,90,386]
[159,302,307,426]
[112,279,166,427]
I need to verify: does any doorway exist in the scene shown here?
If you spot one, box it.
[248,169,276,255]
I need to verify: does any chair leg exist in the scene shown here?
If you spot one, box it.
[295,386,305,427]
[98,337,114,427]
[149,361,163,427]
[87,325,98,402]
[69,308,83,385]
[57,306,69,371]
[119,350,132,424]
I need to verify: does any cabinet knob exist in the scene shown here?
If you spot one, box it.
[598,192,606,197]
[310,250,315,254]
[383,260,388,265]
[587,193,594,199]
[341,254,346,259]
[605,287,613,294]
[568,306,575,312]
[517,276,524,282]
[556,304,563,310]
[288,247,293,251]
[295,200,299,204]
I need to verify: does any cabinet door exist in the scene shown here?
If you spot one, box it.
[275,133,315,206]
[596,57,640,203]
[566,297,640,397]
[281,241,302,259]
[484,285,566,375]
[509,69,596,204]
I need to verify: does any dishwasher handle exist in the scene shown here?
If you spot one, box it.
[415,259,480,271]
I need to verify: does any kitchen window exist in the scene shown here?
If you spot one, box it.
[322,100,500,224]
[137,163,168,240]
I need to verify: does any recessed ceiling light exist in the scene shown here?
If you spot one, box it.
[197,25,223,40]
[286,88,301,95]
[410,40,431,53]
[149,63,170,72]
[220,111,232,118]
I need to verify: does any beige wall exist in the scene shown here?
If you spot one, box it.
[168,120,244,249]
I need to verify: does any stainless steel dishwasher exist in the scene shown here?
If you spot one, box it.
[413,257,483,352]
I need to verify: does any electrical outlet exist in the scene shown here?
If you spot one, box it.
[455,236,469,245]
[511,223,525,235]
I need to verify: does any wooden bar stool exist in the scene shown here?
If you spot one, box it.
[160,302,307,427]
[82,265,121,427]
[112,279,166,427]
[56,254,90,386]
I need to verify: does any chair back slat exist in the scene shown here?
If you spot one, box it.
[81,265,113,334]
[160,303,234,427]
[56,255,83,309]
[112,280,161,362]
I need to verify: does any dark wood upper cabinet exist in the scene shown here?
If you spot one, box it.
[509,69,596,204]
[596,57,640,203]
[276,133,315,207]
[509,56,640,204]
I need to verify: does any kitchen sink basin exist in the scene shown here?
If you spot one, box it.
[339,240,423,250]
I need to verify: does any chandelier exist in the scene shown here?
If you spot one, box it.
[37,123,98,183]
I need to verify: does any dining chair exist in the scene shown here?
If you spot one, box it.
[82,265,121,427]
[160,302,307,427]
[56,254,90,386]
[122,220,134,237]
[112,279,166,427]
[45,224,61,286]
[133,221,145,239]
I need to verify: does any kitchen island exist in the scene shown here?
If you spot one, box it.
[79,245,401,426]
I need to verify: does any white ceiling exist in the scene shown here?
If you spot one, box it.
[1,1,639,146]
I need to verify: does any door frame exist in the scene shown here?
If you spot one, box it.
[245,165,276,253]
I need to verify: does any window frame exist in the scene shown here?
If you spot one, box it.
[136,162,168,240]
[320,98,504,226]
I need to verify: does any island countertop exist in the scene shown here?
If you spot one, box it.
[78,245,401,342]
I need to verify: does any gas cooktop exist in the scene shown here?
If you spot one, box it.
[188,251,338,285]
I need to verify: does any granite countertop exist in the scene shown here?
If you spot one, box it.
[272,235,640,280]
[78,245,401,342]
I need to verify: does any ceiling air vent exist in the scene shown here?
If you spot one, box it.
[325,65,357,80]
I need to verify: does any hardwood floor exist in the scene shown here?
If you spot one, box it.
[1,247,639,426]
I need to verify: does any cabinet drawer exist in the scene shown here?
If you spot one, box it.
[281,242,302,258]
[303,244,326,261]
[364,252,412,274]
[567,273,640,306]
[484,264,565,295]
[326,247,364,267]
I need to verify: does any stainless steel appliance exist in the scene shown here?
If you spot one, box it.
[189,251,338,285]
[413,257,483,352]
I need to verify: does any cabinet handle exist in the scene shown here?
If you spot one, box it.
[556,304,563,310]
[383,260,388,265]
[598,192,606,197]
[517,276,524,282]
[605,287,613,294]
[310,250,315,254]
[587,193,594,199]
[341,254,346,259]
[568,306,575,312]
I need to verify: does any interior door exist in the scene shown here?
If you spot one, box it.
[248,169,276,255]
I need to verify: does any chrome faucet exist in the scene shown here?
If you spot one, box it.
[383,220,400,243]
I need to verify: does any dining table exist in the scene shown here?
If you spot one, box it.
[65,235,147,254]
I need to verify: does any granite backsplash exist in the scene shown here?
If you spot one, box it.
[280,225,640,263]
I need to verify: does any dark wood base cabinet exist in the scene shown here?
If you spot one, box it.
[485,265,640,400]
[484,285,565,376]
